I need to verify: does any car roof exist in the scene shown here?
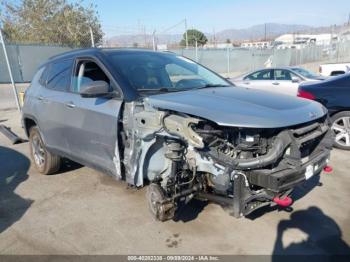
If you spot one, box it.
[243,67,292,75]
[43,48,167,66]
[254,66,296,71]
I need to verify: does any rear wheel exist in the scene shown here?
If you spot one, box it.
[29,126,61,174]
[331,111,350,150]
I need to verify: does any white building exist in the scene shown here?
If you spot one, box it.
[274,33,337,46]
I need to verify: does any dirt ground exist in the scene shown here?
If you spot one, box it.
[0,109,350,255]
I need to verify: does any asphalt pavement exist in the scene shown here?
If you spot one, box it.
[0,106,350,255]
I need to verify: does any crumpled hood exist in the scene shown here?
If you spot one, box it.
[145,86,327,128]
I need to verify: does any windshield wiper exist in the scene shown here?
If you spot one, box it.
[195,83,231,89]
[138,84,231,94]
[138,88,172,93]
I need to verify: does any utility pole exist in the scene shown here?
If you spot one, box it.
[185,18,188,49]
[213,28,216,47]
[264,23,267,41]
[0,28,21,111]
[89,27,95,47]
[152,30,157,51]
[195,38,198,61]
[227,46,230,75]
[143,25,147,47]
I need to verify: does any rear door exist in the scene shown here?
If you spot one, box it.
[33,59,73,154]
[273,69,301,96]
[63,57,123,176]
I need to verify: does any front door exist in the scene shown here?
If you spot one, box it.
[273,69,300,96]
[63,58,123,176]
[241,69,275,92]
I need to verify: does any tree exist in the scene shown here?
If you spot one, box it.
[180,29,208,47]
[0,0,103,47]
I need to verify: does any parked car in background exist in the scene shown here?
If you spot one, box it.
[232,67,324,96]
[298,73,350,150]
[22,49,332,221]
[319,62,350,77]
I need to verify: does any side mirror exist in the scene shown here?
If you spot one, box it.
[291,77,300,83]
[80,81,112,98]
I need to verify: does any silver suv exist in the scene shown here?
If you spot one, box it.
[22,49,333,221]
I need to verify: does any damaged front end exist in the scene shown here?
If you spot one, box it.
[120,101,333,221]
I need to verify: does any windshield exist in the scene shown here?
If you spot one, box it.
[107,51,230,93]
[291,67,319,79]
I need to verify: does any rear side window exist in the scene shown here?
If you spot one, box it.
[39,66,50,86]
[46,59,73,91]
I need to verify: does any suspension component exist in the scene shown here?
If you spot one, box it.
[164,139,185,179]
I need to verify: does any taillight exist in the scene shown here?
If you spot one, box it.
[297,90,315,100]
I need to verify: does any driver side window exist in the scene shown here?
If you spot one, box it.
[274,69,302,81]
[275,69,295,81]
[72,60,111,93]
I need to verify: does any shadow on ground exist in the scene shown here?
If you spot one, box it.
[56,158,83,175]
[0,146,33,233]
[272,206,350,259]
[174,198,208,222]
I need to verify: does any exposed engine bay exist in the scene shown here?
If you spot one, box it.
[119,101,333,221]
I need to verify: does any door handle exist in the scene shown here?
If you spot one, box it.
[272,82,280,85]
[65,101,76,108]
[243,82,250,85]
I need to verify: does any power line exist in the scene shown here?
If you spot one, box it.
[159,19,186,35]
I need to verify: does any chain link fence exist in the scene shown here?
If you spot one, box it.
[170,40,350,77]
[1,27,350,83]
[0,27,94,83]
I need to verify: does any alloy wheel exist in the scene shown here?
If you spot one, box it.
[31,134,45,167]
[331,117,350,147]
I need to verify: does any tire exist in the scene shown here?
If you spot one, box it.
[29,126,61,175]
[330,111,350,150]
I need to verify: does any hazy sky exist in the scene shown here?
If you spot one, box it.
[93,0,350,36]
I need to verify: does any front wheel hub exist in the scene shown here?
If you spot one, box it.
[146,184,175,221]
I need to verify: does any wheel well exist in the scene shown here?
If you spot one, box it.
[24,118,37,137]
[329,110,350,118]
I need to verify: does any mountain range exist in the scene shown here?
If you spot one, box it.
[105,23,337,47]
[216,23,313,41]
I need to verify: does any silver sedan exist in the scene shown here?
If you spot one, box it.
[231,67,325,96]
